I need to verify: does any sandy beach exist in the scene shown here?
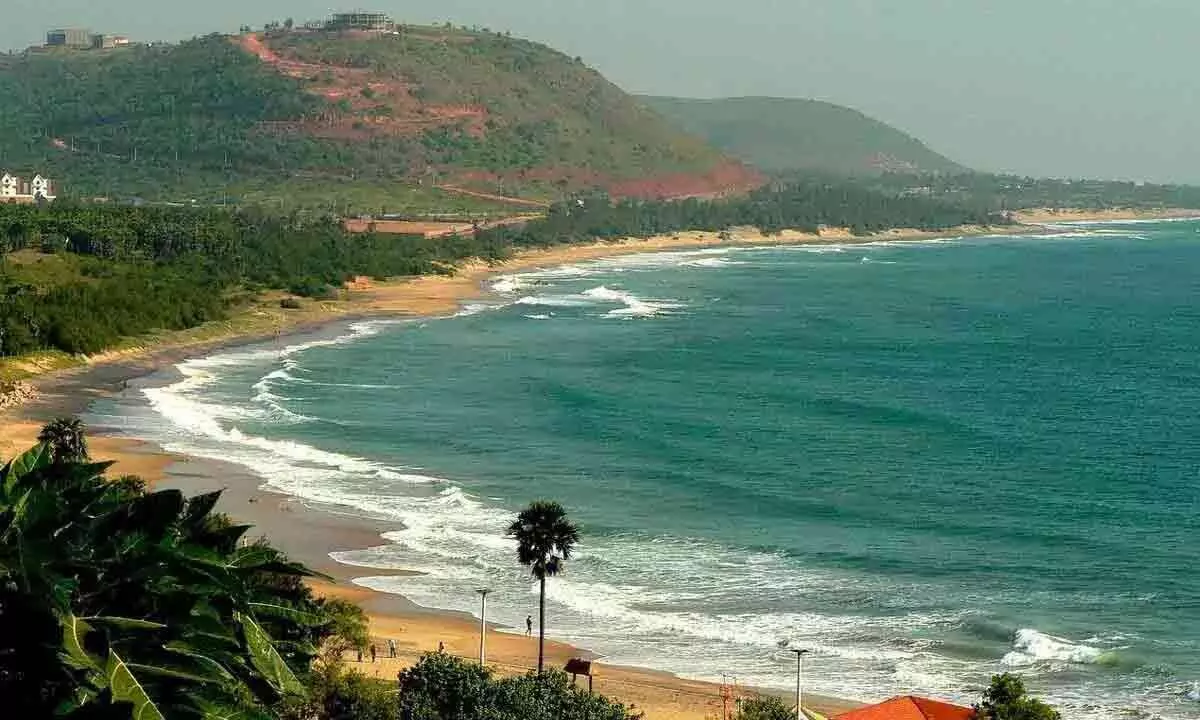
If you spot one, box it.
[1,212,1193,718]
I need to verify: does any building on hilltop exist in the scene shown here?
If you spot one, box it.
[45,28,130,50]
[0,173,57,204]
[326,11,394,31]
[91,33,131,49]
[46,28,93,48]
[835,696,974,720]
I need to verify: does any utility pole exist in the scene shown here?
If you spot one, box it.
[791,648,810,720]
[476,589,491,665]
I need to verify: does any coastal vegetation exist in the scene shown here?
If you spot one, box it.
[397,651,639,720]
[974,674,1061,720]
[734,695,794,720]
[811,171,1200,213]
[508,501,580,675]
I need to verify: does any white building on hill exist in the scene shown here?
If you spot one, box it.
[0,172,56,203]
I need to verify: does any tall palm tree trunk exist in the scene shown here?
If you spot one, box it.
[538,574,546,675]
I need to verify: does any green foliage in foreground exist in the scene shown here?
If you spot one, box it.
[279,660,396,720]
[398,651,641,720]
[735,695,795,720]
[975,673,1062,720]
[0,435,336,718]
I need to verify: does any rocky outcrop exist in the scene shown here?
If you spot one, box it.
[0,381,36,410]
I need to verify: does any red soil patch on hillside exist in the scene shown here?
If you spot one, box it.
[237,33,488,140]
[608,160,766,200]
[236,33,764,200]
[444,163,764,202]
[343,214,541,236]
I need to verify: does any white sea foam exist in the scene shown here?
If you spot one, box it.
[515,295,592,307]
[1001,629,1106,666]
[491,277,525,294]
[580,285,683,318]
[682,257,742,268]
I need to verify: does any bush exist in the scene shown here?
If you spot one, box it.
[736,695,793,720]
[279,662,396,720]
[397,652,641,720]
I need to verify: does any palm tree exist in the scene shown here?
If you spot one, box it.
[37,416,88,463]
[506,500,580,675]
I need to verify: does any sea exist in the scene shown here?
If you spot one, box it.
[90,220,1200,720]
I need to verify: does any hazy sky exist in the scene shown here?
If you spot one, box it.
[7,0,1200,183]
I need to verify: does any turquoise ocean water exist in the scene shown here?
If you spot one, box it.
[94,220,1200,719]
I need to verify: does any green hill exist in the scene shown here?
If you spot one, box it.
[0,26,759,211]
[640,96,965,176]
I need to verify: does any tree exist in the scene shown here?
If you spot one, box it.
[974,673,1061,720]
[318,597,370,662]
[37,416,89,463]
[736,696,794,720]
[506,501,580,675]
[0,438,336,718]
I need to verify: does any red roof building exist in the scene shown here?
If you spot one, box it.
[835,696,974,720]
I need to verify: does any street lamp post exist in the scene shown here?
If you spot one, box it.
[476,589,491,665]
[791,648,810,720]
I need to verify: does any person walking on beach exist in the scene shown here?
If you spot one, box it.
[526,615,533,636]
[388,638,397,658]
[370,644,377,663]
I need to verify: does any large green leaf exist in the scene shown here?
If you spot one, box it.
[2,442,51,490]
[195,699,276,720]
[163,642,239,684]
[61,614,100,671]
[235,612,305,696]
[1,488,32,540]
[229,546,280,569]
[126,662,216,684]
[84,616,168,631]
[106,650,166,720]
[247,601,328,626]
[181,491,223,528]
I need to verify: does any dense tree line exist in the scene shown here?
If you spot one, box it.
[824,171,1200,212]
[482,178,1006,249]
[0,180,1006,358]
[0,202,511,356]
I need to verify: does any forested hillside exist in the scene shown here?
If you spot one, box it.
[641,96,964,176]
[0,181,1004,359]
[0,26,760,210]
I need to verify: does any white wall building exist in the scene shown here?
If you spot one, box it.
[0,172,56,203]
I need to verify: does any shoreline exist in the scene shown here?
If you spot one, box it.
[3,211,1196,717]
